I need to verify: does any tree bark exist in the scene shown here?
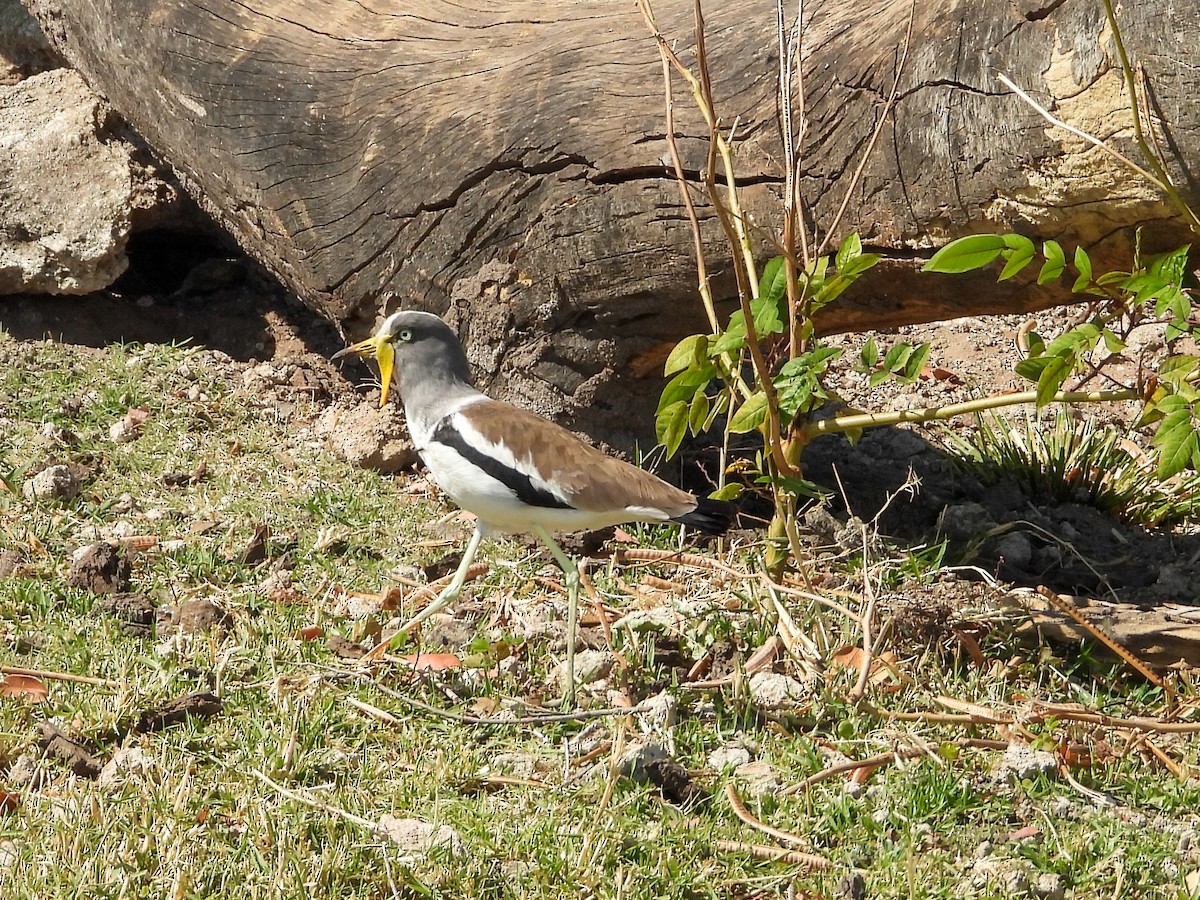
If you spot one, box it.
[21,0,1200,442]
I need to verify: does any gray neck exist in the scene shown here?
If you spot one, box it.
[394,340,481,440]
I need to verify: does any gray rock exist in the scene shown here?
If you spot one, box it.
[0,0,58,85]
[0,70,131,293]
[748,672,812,709]
[1032,872,1066,900]
[707,744,753,771]
[992,532,1033,570]
[996,742,1058,783]
[555,649,615,694]
[22,463,77,500]
[374,816,464,863]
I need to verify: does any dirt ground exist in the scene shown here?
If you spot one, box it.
[3,236,1197,611]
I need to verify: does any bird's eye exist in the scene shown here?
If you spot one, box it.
[398,329,413,342]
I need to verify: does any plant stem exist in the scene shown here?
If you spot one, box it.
[802,387,1140,440]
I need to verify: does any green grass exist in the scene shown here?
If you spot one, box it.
[1,334,1198,898]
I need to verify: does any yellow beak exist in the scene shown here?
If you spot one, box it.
[333,335,396,407]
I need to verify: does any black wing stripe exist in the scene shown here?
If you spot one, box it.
[431,418,573,510]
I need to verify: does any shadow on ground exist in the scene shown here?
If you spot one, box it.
[802,425,1199,605]
[0,230,348,363]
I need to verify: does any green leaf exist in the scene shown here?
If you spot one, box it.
[998,237,1035,281]
[898,343,932,384]
[1035,355,1071,407]
[1038,240,1066,284]
[709,483,744,501]
[1158,355,1200,386]
[687,391,710,435]
[655,400,689,458]
[728,391,769,434]
[882,342,914,374]
[664,334,709,376]
[710,312,747,355]
[922,234,1008,274]
[1072,245,1093,291]
[758,255,789,306]
[1148,244,1191,283]
[1151,409,1198,479]
[860,337,879,369]
[836,232,863,273]
[1015,355,1054,383]
[659,364,714,409]
[749,293,784,338]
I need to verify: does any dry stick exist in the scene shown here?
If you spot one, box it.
[724,783,832,869]
[714,839,833,868]
[1101,0,1200,231]
[779,738,1008,796]
[0,665,120,688]
[1034,585,1165,689]
[366,678,642,727]
[250,768,377,830]
[994,72,1166,194]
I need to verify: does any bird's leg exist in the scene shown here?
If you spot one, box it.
[398,522,486,635]
[532,525,581,709]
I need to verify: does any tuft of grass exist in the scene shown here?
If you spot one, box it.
[941,410,1200,526]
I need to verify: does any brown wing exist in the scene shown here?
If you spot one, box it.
[460,400,697,517]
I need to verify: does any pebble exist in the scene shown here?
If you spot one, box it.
[374,816,465,863]
[22,464,78,501]
[748,672,812,708]
[996,742,1058,782]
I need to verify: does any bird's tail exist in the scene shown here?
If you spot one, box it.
[670,496,735,535]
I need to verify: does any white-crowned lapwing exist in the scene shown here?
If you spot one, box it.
[334,310,732,700]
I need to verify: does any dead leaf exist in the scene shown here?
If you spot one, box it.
[828,646,899,686]
[0,792,20,814]
[0,674,49,703]
[1005,825,1041,842]
[295,625,324,641]
[400,653,462,671]
[611,527,639,544]
[125,406,151,427]
[469,696,500,716]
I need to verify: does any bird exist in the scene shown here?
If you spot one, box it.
[333,310,733,701]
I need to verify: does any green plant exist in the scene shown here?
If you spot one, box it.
[943,410,1200,527]
[640,0,1200,579]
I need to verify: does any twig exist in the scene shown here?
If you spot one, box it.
[1,665,120,688]
[713,838,832,870]
[994,72,1167,194]
[1034,586,1165,689]
[725,783,828,862]
[368,679,643,726]
[250,768,376,830]
[779,738,1007,795]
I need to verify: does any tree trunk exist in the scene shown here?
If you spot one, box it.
[21,0,1199,442]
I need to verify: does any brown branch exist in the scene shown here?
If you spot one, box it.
[713,839,833,869]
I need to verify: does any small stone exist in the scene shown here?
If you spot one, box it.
[22,464,78,501]
[637,690,678,732]
[733,759,782,797]
[997,742,1058,783]
[0,549,22,578]
[938,502,997,541]
[68,542,132,594]
[708,744,753,771]
[166,597,233,636]
[748,672,812,709]
[971,857,1031,895]
[1032,872,1066,900]
[617,740,670,782]
[109,418,140,443]
[316,402,417,473]
[374,816,465,863]
[992,532,1033,570]
[98,747,151,791]
[555,649,615,693]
